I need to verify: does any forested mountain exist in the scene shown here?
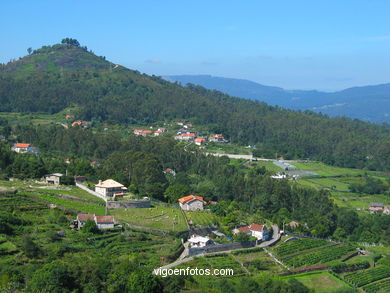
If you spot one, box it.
[165,75,390,123]
[2,40,390,170]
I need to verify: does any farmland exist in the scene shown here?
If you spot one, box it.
[185,210,217,227]
[283,244,356,268]
[272,238,330,258]
[343,266,390,287]
[109,206,188,232]
[282,271,352,292]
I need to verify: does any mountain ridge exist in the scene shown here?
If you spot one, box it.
[164,75,390,123]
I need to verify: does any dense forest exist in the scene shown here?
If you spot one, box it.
[1,123,389,245]
[1,41,390,171]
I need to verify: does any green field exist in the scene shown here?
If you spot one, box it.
[109,206,188,231]
[292,162,366,177]
[282,271,352,292]
[29,186,106,204]
[204,142,252,155]
[20,191,105,215]
[185,211,217,227]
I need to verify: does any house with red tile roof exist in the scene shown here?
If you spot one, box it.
[76,213,115,229]
[194,137,206,146]
[175,132,197,141]
[178,195,205,211]
[209,134,227,143]
[154,128,167,136]
[133,129,153,136]
[233,223,268,240]
[72,120,89,127]
[11,143,39,154]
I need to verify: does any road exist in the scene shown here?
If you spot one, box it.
[153,224,280,273]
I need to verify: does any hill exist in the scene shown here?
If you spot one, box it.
[1,40,390,170]
[165,75,390,123]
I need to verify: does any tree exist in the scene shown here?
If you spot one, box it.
[82,219,98,234]
[27,47,32,54]
[127,270,161,293]
[21,235,41,258]
[29,261,76,293]
[61,38,80,47]
[164,184,189,203]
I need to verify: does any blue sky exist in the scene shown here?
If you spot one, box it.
[1,0,390,91]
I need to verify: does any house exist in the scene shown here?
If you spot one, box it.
[233,223,269,241]
[163,168,176,176]
[154,128,167,136]
[384,207,390,215]
[72,120,89,127]
[11,143,39,154]
[77,213,95,229]
[178,195,205,211]
[209,134,226,143]
[233,226,251,236]
[65,114,75,120]
[288,221,300,229]
[188,234,213,248]
[369,202,385,213]
[175,133,197,141]
[133,129,153,136]
[76,214,115,229]
[271,173,287,179]
[248,224,268,240]
[95,179,128,198]
[74,176,87,182]
[45,173,64,185]
[95,215,115,229]
[194,137,206,146]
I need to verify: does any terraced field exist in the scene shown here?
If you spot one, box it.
[110,206,187,231]
[185,211,217,227]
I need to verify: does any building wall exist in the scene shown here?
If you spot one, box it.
[188,200,203,211]
[96,223,114,229]
[46,176,60,185]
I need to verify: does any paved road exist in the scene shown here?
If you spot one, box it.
[153,224,280,273]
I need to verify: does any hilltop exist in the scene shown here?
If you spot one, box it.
[1,40,390,170]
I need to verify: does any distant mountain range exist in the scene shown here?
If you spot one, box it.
[164,75,390,123]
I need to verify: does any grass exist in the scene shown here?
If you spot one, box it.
[29,185,105,204]
[109,206,187,231]
[291,162,366,177]
[283,271,352,292]
[204,142,252,155]
[20,191,105,215]
[185,211,217,227]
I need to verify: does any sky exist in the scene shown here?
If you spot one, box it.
[1,0,390,91]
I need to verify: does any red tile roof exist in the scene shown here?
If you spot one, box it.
[178,195,204,204]
[181,133,196,137]
[195,138,206,142]
[15,143,30,148]
[77,214,95,222]
[249,224,265,232]
[236,226,251,233]
[95,216,114,224]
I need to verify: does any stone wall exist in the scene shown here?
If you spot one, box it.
[188,240,257,256]
[106,200,151,209]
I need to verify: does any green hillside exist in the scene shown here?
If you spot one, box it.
[1,40,390,171]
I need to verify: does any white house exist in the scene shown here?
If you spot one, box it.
[178,195,205,211]
[175,133,196,141]
[45,173,64,185]
[233,223,268,241]
[76,214,115,229]
[95,179,127,198]
[209,134,226,143]
[188,234,213,247]
[94,215,115,229]
[271,173,287,179]
[194,137,206,146]
[11,143,39,154]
